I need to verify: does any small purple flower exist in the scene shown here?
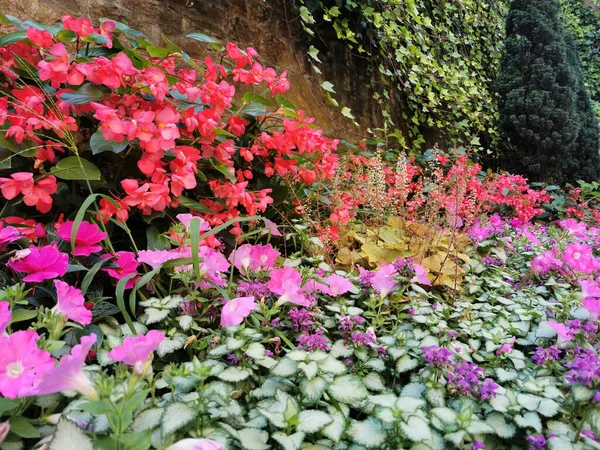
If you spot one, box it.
[595,392,600,403]
[289,307,314,332]
[179,299,198,316]
[582,429,598,441]
[471,441,485,450]
[423,345,453,366]
[236,280,271,298]
[296,329,330,352]
[480,378,499,400]
[565,349,600,387]
[584,321,598,335]
[227,354,240,365]
[353,315,366,326]
[339,314,354,339]
[532,346,561,366]
[377,346,387,357]
[352,328,377,347]
[526,434,547,450]
[344,358,354,367]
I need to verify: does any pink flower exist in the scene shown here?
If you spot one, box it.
[56,220,107,256]
[371,264,398,298]
[107,330,164,366]
[199,246,230,280]
[0,302,11,335]
[563,244,595,274]
[250,244,280,272]
[522,230,541,246]
[168,439,224,450]
[531,250,562,274]
[548,321,574,346]
[230,244,253,273]
[177,214,211,232]
[54,280,92,325]
[580,278,600,300]
[558,219,588,239]
[268,267,310,307]
[583,299,600,321]
[101,251,140,289]
[138,249,179,268]
[8,244,68,282]
[33,334,98,399]
[0,330,54,398]
[262,218,282,237]
[220,296,257,327]
[411,263,431,286]
[0,226,20,248]
[319,274,353,296]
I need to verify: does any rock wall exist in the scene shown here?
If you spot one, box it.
[0,0,387,139]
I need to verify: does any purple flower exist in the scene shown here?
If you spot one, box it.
[352,328,377,347]
[480,378,499,400]
[566,349,600,387]
[471,441,485,450]
[236,280,271,299]
[339,314,354,339]
[532,346,561,366]
[423,345,453,366]
[526,435,547,450]
[296,330,330,352]
[582,429,598,441]
[289,307,315,332]
[227,354,240,365]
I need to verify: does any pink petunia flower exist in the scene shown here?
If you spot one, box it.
[558,219,588,239]
[177,213,211,232]
[563,244,596,275]
[268,267,310,307]
[319,274,353,296]
[580,278,600,300]
[107,330,164,367]
[220,296,257,327]
[548,321,574,346]
[101,251,140,289]
[371,264,399,298]
[411,263,432,286]
[531,250,562,274]
[168,439,224,450]
[56,220,107,256]
[33,334,98,399]
[262,218,282,237]
[137,249,180,268]
[8,244,68,282]
[0,330,55,398]
[249,244,280,272]
[0,302,11,335]
[583,299,600,321]
[54,280,92,326]
[229,244,253,273]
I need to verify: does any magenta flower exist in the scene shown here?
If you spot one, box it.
[319,274,353,296]
[558,219,588,239]
[229,244,253,273]
[107,330,164,366]
[8,244,68,282]
[548,321,574,346]
[522,230,541,245]
[177,213,211,232]
[262,218,282,237]
[199,246,230,280]
[563,244,596,275]
[250,244,280,272]
[102,251,140,288]
[583,299,600,321]
[411,263,431,286]
[531,250,562,274]
[168,439,224,450]
[0,302,10,335]
[0,330,54,398]
[138,249,180,268]
[54,280,92,325]
[0,226,20,248]
[56,220,107,256]
[33,334,98,399]
[581,278,600,300]
[268,267,310,307]
[220,296,257,327]
[371,264,399,298]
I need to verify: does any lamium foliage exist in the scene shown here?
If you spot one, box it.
[496,0,600,185]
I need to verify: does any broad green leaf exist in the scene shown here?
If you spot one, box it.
[321,81,336,93]
[241,101,268,117]
[49,418,92,450]
[218,366,251,382]
[161,402,196,435]
[400,416,432,442]
[297,410,332,433]
[302,376,328,402]
[272,432,305,450]
[61,84,105,104]
[0,31,27,46]
[328,375,368,404]
[51,157,101,181]
[186,32,221,44]
[10,416,41,438]
[348,418,387,448]
[90,130,129,155]
[208,156,236,183]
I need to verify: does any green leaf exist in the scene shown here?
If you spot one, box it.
[401,416,432,442]
[328,375,368,404]
[61,85,106,105]
[10,308,37,323]
[146,45,170,58]
[10,416,40,438]
[272,432,305,450]
[90,130,129,155]
[81,259,106,296]
[208,157,236,183]
[241,101,268,117]
[132,408,163,432]
[396,355,418,373]
[178,195,214,214]
[235,428,270,450]
[0,398,18,414]
[0,31,27,46]
[51,156,101,181]
[49,418,92,450]
[515,412,542,433]
[307,45,321,62]
[302,376,328,402]
[321,81,336,93]
[341,107,355,119]
[297,410,332,433]
[161,402,196,435]
[348,418,387,448]
[146,226,171,251]
[186,32,221,45]
[486,412,516,438]
[322,411,345,443]
[79,400,115,415]
[56,29,77,42]
[242,92,274,108]
[218,366,251,382]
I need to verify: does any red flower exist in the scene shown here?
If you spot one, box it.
[26,27,53,48]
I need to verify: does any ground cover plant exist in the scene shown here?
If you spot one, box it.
[2,13,600,450]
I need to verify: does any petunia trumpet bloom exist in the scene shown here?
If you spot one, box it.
[56,220,108,256]
[108,330,164,369]
[54,280,93,326]
[583,299,600,321]
[268,267,310,307]
[167,438,224,450]
[563,244,596,275]
[548,321,574,346]
[0,302,11,335]
[220,296,257,327]
[411,263,432,286]
[7,244,68,282]
[0,330,55,398]
[371,264,399,298]
[33,334,98,399]
[319,274,353,296]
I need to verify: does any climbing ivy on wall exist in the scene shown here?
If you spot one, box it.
[560,0,600,123]
[295,0,509,153]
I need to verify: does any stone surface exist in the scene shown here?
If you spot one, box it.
[0,0,387,140]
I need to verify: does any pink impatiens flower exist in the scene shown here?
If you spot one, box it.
[54,280,92,325]
[548,321,574,346]
[7,244,68,282]
[56,220,108,256]
[138,249,179,268]
[411,263,432,286]
[319,274,353,296]
[563,244,596,275]
[0,226,20,248]
[0,302,11,335]
[108,330,164,367]
[33,334,98,399]
[583,299,600,321]
[168,439,224,450]
[220,296,257,327]
[0,330,54,398]
[101,251,140,289]
[371,264,399,298]
[268,267,310,307]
